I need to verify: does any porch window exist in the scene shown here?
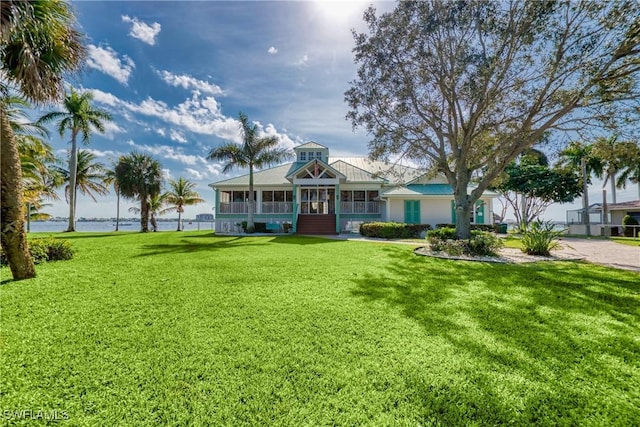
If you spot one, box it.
[261,190,293,213]
[300,151,307,162]
[218,190,255,213]
[340,190,379,213]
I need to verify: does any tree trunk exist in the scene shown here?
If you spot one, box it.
[150,213,158,232]
[177,210,182,231]
[581,157,591,236]
[610,172,617,204]
[115,190,120,231]
[67,131,78,232]
[0,105,36,280]
[140,195,149,232]
[247,164,255,233]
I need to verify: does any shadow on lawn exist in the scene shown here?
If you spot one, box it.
[351,247,640,423]
[135,234,340,257]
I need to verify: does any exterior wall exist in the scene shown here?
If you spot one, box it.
[388,197,493,227]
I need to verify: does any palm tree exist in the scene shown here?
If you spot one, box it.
[616,142,640,199]
[60,150,109,213]
[207,112,292,233]
[162,177,205,231]
[558,141,604,234]
[38,88,112,231]
[104,165,121,231]
[115,152,164,232]
[0,0,84,279]
[129,193,168,232]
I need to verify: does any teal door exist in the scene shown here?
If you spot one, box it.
[404,200,420,224]
[475,201,485,224]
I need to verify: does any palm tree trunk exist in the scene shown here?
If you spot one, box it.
[67,131,78,232]
[247,165,255,233]
[0,105,36,280]
[115,190,120,231]
[150,213,158,232]
[177,210,182,231]
[140,195,149,232]
[610,172,617,204]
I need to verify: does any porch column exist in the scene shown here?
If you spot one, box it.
[291,184,298,233]
[335,183,341,233]
[256,190,262,215]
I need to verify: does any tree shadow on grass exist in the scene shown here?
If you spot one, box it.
[351,247,640,424]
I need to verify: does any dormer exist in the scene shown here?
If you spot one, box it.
[294,141,329,163]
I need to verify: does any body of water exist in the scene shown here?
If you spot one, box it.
[27,221,216,233]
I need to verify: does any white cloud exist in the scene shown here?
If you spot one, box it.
[156,128,166,137]
[295,54,309,67]
[89,89,296,151]
[126,140,200,165]
[86,44,135,85]
[268,46,278,54]
[185,168,203,180]
[84,148,122,160]
[122,15,161,45]
[157,70,223,95]
[170,129,188,143]
[162,168,172,180]
[101,121,125,140]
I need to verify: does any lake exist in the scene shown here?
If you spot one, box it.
[27,221,216,233]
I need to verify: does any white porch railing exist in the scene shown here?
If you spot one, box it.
[261,202,293,214]
[340,201,379,214]
[218,202,247,214]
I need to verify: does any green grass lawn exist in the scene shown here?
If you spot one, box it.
[1,232,639,425]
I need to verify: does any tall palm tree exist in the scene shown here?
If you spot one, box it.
[162,177,205,231]
[103,165,121,231]
[0,0,84,280]
[207,112,292,233]
[115,152,164,233]
[60,150,109,212]
[38,88,112,231]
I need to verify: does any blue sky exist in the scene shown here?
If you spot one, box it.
[41,0,637,221]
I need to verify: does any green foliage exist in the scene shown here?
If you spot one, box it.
[359,222,431,239]
[436,223,497,232]
[520,220,565,256]
[1,237,73,266]
[0,232,638,425]
[428,228,504,256]
[622,215,639,237]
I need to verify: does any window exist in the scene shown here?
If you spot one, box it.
[316,151,323,161]
[300,151,306,162]
[367,191,378,201]
[354,191,366,201]
[308,151,315,160]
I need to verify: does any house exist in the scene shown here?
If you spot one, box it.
[209,142,498,234]
[567,200,640,235]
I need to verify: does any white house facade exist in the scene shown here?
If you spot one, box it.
[209,142,498,234]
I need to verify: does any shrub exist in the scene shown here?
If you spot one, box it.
[427,228,503,256]
[359,222,431,239]
[435,223,496,232]
[0,237,74,266]
[520,220,564,256]
[622,215,639,237]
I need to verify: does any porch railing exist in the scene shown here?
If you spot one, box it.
[261,202,293,214]
[340,201,379,214]
[218,202,247,214]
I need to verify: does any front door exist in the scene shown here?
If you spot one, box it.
[404,200,420,224]
[300,187,335,214]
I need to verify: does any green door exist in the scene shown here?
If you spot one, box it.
[475,200,485,224]
[404,200,420,224]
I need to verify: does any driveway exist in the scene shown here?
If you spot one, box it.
[555,238,639,272]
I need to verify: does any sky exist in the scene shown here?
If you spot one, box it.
[38,0,638,222]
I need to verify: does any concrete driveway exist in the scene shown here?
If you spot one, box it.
[556,238,639,272]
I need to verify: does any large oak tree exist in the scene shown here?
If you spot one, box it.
[346,0,640,238]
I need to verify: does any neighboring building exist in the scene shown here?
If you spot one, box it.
[567,200,640,235]
[195,213,215,222]
[209,142,498,234]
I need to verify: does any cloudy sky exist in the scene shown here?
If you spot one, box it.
[40,0,637,222]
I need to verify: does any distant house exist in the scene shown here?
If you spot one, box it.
[209,142,498,234]
[195,213,214,222]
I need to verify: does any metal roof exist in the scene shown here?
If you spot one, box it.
[382,184,498,197]
[295,141,327,150]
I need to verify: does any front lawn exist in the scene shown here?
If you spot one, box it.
[1,232,638,425]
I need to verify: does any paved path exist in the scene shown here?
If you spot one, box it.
[320,234,640,273]
[555,237,639,272]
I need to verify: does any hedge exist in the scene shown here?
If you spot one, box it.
[359,222,432,239]
[0,237,74,266]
